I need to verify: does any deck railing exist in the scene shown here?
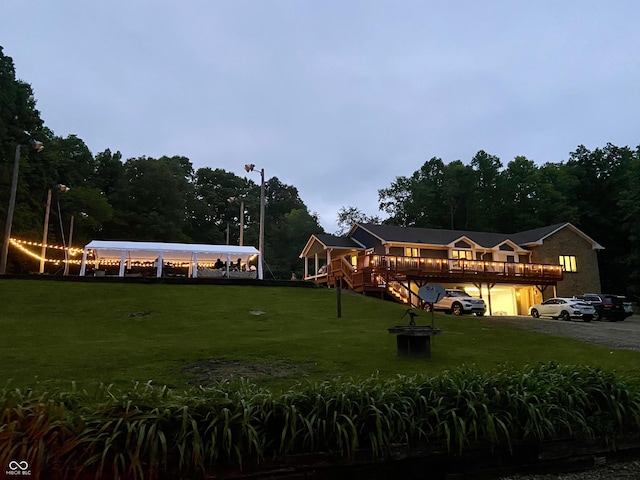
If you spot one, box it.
[361,255,563,280]
[322,254,563,290]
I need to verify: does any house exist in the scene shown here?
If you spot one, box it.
[299,223,603,316]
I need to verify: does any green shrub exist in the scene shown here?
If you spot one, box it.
[2,363,639,479]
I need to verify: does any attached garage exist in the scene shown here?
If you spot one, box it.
[78,240,262,279]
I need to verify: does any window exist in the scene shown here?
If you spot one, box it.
[404,247,419,257]
[452,249,473,260]
[559,255,577,272]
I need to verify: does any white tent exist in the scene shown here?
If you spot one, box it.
[79,240,262,279]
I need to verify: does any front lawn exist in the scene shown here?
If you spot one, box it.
[1,278,639,390]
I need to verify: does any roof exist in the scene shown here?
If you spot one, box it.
[355,223,518,248]
[83,240,260,261]
[509,223,604,249]
[313,234,363,249]
[508,223,568,244]
[298,233,363,258]
[354,222,604,250]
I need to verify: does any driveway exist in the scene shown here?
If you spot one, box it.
[479,314,640,352]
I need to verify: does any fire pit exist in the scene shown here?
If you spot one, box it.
[388,309,442,358]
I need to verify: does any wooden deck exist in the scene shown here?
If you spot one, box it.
[320,254,562,294]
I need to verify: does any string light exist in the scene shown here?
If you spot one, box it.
[10,239,62,265]
[11,238,84,255]
[10,238,252,271]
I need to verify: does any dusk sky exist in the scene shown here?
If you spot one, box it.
[4,1,640,232]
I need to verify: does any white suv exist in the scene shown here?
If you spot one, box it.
[425,289,487,316]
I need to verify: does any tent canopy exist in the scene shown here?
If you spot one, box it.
[79,240,262,278]
[84,240,259,262]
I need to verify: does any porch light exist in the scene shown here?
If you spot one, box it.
[30,139,44,152]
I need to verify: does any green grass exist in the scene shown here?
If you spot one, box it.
[1,278,640,390]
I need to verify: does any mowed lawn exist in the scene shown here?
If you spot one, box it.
[1,279,640,390]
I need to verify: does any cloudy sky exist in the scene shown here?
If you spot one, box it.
[4,1,640,232]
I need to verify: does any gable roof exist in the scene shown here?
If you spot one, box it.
[314,234,363,249]
[354,222,604,250]
[509,223,604,249]
[356,223,516,248]
[299,233,364,258]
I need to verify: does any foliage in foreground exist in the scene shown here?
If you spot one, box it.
[1,363,640,480]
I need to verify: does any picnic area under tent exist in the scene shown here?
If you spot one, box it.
[79,240,262,279]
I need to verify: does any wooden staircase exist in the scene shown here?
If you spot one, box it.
[325,253,562,308]
[328,258,415,306]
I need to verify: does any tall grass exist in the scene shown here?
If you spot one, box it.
[2,363,639,479]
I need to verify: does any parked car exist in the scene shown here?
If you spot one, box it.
[425,289,487,316]
[621,297,634,317]
[573,294,629,321]
[529,297,595,322]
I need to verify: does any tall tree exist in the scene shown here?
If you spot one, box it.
[0,46,45,248]
[47,134,96,187]
[497,156,541,232]
[186,167,250,245]
[378,175,413,226]
[404,157,447,228]
[0,47,43,156]
[262,177,305,271]
[271,207,324,278]
[441,160,475,230]
[105,156,193,241]
[566,144,637,294]
[335,206,381,235]
[468,150,503,231]
[617,145,640,299]
[94,149,124,199]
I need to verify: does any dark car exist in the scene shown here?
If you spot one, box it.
[574,294,628,321]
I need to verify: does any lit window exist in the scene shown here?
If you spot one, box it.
[559,255,577,272]
[452,249,473,260]
[404,247,419,257]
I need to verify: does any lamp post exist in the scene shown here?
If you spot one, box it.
[39,184,70,274]
[227,196,245,246]
[244,164,265,266]
[63,211,87,276]
[1,139,44,275]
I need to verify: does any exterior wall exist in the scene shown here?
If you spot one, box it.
[529,227,601,297]
[424,249,448,259]
[389,245,449,258]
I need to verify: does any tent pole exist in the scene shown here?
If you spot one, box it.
[79,249,88,276]
[119,251,126,277]
[156,252,163,278]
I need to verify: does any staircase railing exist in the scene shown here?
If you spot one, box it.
[329,257,364,291]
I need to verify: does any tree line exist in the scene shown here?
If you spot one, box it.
[0,46,323,279]
[339,147,640,298]
[2,44,639,296]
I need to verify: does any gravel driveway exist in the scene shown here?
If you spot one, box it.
[480,314,640,352]
[478,313,640,479]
